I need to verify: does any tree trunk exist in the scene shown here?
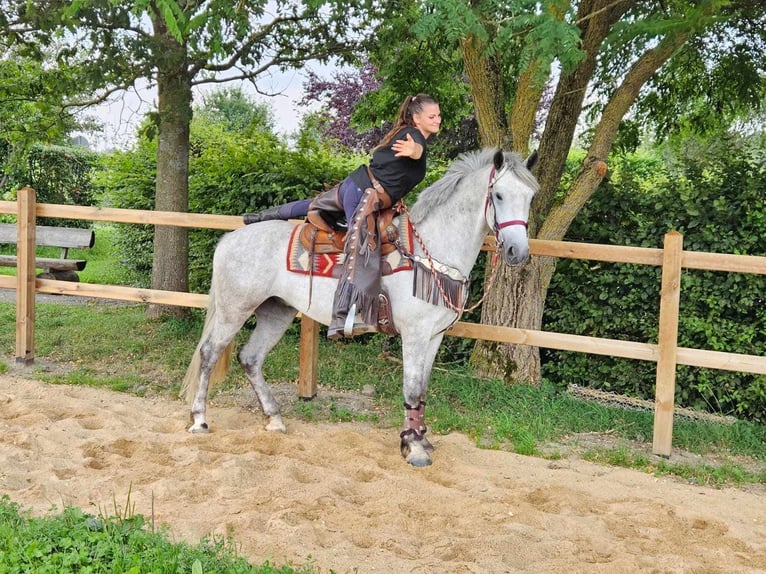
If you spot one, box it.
[542,32,689,241]
[460,35,507,146]
[508,60,545,154]
[470,0,635,383]
[470,255,556,380]
[147,26,192,320]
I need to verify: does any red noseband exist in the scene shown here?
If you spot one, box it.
[496,219,528,229]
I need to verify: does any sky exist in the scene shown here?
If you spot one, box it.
[80,64,329,151]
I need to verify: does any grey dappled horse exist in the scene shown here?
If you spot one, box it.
[181,148,539,467]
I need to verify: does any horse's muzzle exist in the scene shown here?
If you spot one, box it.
[498,225,530,266]
[504,244,530,266]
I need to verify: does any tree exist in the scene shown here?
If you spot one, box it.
[0,43,87,191]
[1,0,379,317]
[196,87,274,136]
[299,61,384,152]
[405,0,766,382]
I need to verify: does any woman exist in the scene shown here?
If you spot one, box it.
[244,94,442,338]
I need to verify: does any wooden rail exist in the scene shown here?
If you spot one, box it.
[3,188,766,456]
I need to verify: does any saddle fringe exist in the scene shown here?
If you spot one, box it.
[412,259,469,310]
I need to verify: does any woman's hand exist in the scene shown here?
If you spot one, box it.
[392,133,423,159]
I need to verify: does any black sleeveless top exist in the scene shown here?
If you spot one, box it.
[349,126,428,203]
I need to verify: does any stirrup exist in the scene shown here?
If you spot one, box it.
[326,305,376,340]
[343,304,357,337]
[342,304,377,337]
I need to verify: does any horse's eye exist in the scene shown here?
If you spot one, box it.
[494,192,503,201]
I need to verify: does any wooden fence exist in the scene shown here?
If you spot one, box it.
[3,187,766,457]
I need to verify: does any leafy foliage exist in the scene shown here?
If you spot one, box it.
[196,88,275,135]
[632,6,766,140]
[0,495,313,573]
[1,144,99,227]
[543,133,766,422]
[411,0,584,92]
[7,0,378,97]
[0,46,86,146]
[299,61,384,152]
[0,46,93,196]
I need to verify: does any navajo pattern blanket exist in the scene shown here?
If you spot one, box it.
[286,214,414,278]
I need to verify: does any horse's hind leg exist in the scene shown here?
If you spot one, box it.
[238,298,298,433]
[189,319,246,433]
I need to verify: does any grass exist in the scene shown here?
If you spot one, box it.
[0,495,316,574]
[77,224,137,285]
[2,222,766,571]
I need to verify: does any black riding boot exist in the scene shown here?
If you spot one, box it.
[243,207,282,225]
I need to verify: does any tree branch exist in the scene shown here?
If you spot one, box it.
[189,14,303,75]
[532,0,634,228]
[540,31,690,242]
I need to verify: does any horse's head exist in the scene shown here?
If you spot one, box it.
[485,149,539,266]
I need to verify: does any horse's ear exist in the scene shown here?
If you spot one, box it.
[525,149,539,171]
[493,149,504,170]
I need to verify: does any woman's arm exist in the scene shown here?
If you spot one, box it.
[391,133,423,159]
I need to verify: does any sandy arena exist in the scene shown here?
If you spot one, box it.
[1,375,765,573]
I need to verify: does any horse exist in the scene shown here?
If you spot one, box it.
[181,148,539,467]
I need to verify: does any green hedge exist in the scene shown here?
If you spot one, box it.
[1,144,99,228]
[542,134,766,422]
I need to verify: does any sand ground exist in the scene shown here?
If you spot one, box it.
[1,375,765,574]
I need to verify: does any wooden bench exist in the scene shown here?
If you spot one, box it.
[0,223,96,281]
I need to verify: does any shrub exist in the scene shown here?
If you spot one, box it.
[542,133,766,421]
[2,144,99,227]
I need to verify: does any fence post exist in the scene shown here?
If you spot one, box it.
[298,315,319,399]
[15,187,36,365]
[652,231,683,456]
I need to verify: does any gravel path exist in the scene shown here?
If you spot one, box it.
[0,287,132,306]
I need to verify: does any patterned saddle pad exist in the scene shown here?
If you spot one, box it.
[286,212,414,278]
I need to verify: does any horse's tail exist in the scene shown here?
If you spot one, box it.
[179,283,233,404]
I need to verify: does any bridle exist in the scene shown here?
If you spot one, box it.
[485,162,529,241]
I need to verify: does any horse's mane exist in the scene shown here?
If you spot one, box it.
[409,148,537,224]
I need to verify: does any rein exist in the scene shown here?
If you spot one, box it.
[399,163,523,319]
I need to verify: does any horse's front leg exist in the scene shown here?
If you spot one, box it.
[401,399,433,462]
[400,332,444,467]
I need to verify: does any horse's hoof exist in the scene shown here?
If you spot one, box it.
[265,415,286,433]
[402,440,432,467]
[407,452,433,467]
[188,422,209,434]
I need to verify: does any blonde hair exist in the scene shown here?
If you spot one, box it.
[374,94,439,152]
